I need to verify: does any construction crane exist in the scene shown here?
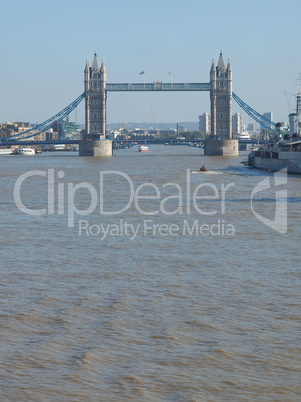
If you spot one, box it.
[151,105,160,136]
[123,123,132,138]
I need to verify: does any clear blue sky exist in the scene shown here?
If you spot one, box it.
[1,0,301,127]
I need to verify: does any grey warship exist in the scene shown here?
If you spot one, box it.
[248,90,301,174]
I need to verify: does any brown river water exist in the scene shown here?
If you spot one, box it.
[0,145,300,401]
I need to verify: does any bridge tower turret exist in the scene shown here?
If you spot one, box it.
[100,59,107,137]
[210,58,216,137]
[226,58,232,139]
[84,59,90,135]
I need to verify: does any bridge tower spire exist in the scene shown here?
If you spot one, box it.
[84,59,90,135]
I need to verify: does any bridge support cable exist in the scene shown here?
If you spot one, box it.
[1,93,84,142]
[232,92,276,133]
[15,94,85,141]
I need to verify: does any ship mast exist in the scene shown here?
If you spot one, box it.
[296,75,301,133]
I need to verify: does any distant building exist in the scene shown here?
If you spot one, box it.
[0,130,7,139]
[247,122,256,132]
[0,121,34,142]
[179,126,188,133]
[0,121,31,134]
[148,128,176,136]
[130,128,148,137]
[232,113,243,135]
[52,121,66,139]
[45,129,55,141]
[199,113,211,134]
[260,112,273,131]
[14,122,31,132]
[65,118,82,140]
[107,129,123,139]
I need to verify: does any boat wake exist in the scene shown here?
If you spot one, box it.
[192,171,223,175]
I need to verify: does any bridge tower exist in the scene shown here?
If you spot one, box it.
[205,49,238,156]
[84,49,107,138]
[80,49,112,156]
[210,49,232,138]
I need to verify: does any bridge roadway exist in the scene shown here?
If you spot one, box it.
[0,138,266,148]
[112,138,266,149]
[105,82,212,92]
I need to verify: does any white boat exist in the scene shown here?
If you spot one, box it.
[139,145,148,152]
[0,149,13,155]
[53,144,65,151]
[18,147,35,155]
[237,131,251,140]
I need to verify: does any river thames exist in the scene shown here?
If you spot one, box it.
[0,145,300,401]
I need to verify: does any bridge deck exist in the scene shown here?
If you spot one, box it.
[106,83,212,92]
[0,139,266,147]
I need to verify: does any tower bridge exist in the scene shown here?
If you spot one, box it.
[81,48,236,156]
[0,48,276,155]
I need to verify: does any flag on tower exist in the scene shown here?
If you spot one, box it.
[139,71,145,75]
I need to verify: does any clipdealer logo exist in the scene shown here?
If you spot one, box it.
[251,168,287,234]
[13,168,288,237]
[13,169,236,238]
[77,218,235,240]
